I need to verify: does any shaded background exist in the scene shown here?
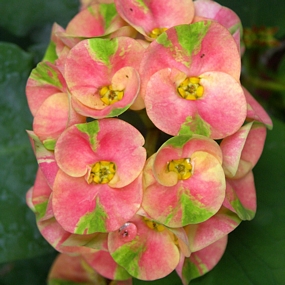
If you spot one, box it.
[0,0,284,284]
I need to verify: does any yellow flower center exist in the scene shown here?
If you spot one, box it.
[99,85,124,105]
[149,27,168,39]
[144,217,165,232]
[89,161,116,184]
[177,77,204,100]
[167,158,192,180]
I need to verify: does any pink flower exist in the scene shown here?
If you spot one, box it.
[52,118,146,234]
[140,21,246,139]
[142,135,226,227]
[114,0,195,41]
[64,37,144,118]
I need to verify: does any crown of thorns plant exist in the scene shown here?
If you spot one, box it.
[25,0,272,284]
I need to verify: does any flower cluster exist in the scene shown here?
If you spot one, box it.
[25,0,272,284]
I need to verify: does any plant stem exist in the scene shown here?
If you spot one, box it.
[244,76,285,92]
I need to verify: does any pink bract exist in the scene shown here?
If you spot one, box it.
[145,68,246,139]
[108,214,180,280]
[139,20,241,100]
[142,135,226,227]
[65,37,144,118]
[53,119,146,234]
[176,235,228,285]
[114,0,195,40]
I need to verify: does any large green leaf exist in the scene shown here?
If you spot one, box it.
[0,42,55,263]
[0,0,79,37]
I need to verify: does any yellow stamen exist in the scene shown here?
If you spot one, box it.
[89,161,116,184]
[144,217,165,232]
[177,77,204,100]
[149,27,168,39]
[167,158,192,180]
[99,85,124,105]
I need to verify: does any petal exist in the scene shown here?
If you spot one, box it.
[82,250,131,280]
[145,68,197,136]
[196,71,247,139]
[140,20,241,99]
[108,215,180,280]
[65,37,145,118]
[177,235,228,284]
[48,253,106,284]
[244,87,273,129]
[185,206,241,252]
[26,61,66,116]
[52,170,142,234]
[33,92,85,142]
[114,0,194,38]
[224,171,257,220]
[27,131,59,187]
[143,151,226,227]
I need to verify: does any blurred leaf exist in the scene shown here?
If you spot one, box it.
[217,0,285,37]
[0,42,55,263]
[0,0,79,37]
[0,252,57,285]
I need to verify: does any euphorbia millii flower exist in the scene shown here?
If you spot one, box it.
[142,135,226,227]
[108,214,184,280]
[48,253,133,285]
[64,37,144,118]
[114,0,195,41]
[141,21,246,139]
[243,87,273,129]
[176,235,228,285]
[53,119,146,234]
[220,122,267,220]
[194,0,244,54]
[26,62,85,146]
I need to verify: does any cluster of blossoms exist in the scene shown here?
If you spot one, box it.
[25,0,273,284]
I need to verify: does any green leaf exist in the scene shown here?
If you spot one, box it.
[0,252,57,285]
[0,0,79,37]
[0,42,54,263]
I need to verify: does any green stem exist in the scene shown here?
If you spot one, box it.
[244,76,285,92]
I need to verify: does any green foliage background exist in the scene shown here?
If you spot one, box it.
[0,0,284,284]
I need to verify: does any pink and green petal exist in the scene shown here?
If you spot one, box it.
[31,168,53,220]
[196,71,246,139]
[108,215,180,280]
[151,135,223,186]
[66,3,125,37]
[52,170,142,234]
[94,119,146,188]
[27,131,59,187]
[224,171,257,220]
[26,61,66,116]
[244,87,273,129]
[82,250,131,280]
[114,0,194,39]
[33,92,85,142]
[221,122,267,179]
[48,253,107,285]
[185,206,241,252]
[194,0,243,53]
[37,217,72,251]
[65,37,144,118]
[144,152,225,227]
[71,67,140,118]
[220,122,253,178]
[176,235,228,284]
[54,122,99,177]
[145,68,198,136]
[140,20,241,99]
